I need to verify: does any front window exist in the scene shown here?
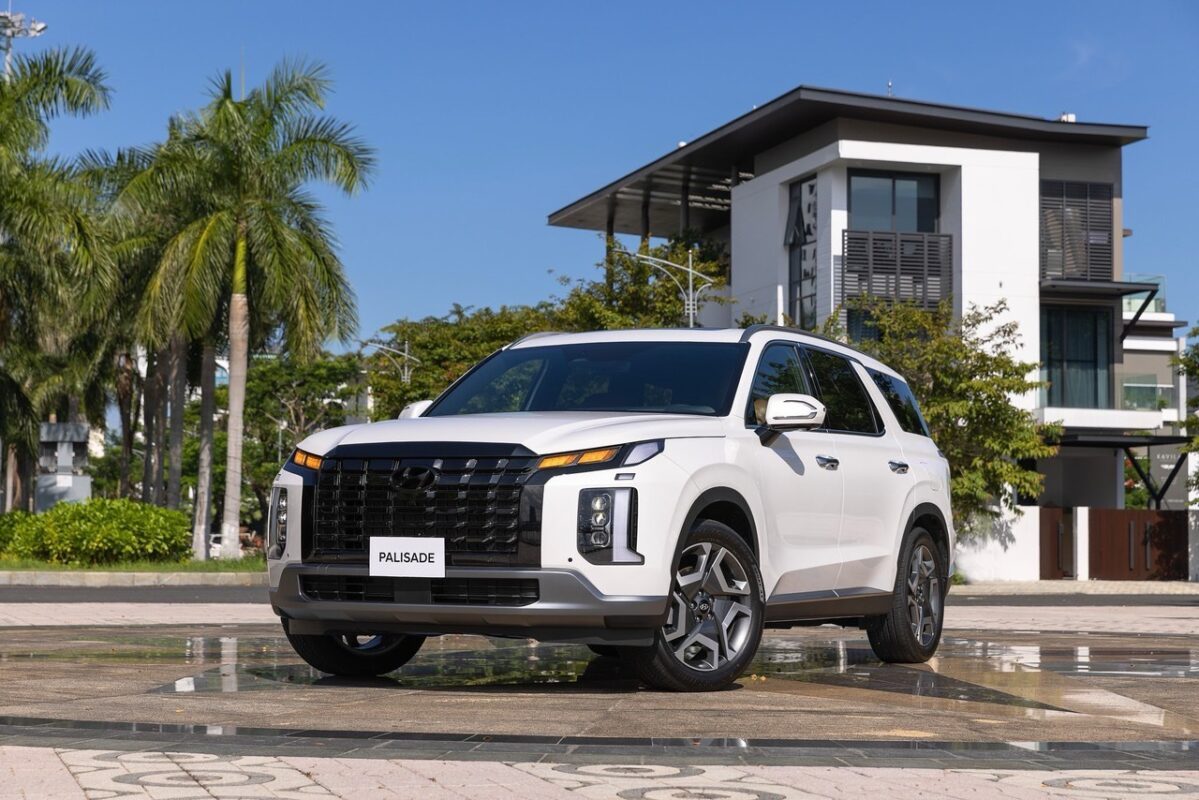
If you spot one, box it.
[745,343,810,426]
[426,341,749,417]
[1040,306,1113,408]
[849,170,938,233]
[803,348,881,434]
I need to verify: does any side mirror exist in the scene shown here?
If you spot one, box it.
[398,399,433,419]
[764,393,826,430]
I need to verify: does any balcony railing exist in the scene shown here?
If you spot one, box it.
[1120,377,1176,412]
[841,230,953,308]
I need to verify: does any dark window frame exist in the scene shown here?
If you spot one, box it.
[848,169,941,234]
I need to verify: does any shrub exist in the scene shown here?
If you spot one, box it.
[0,511,32,554]
[3,499,191,566]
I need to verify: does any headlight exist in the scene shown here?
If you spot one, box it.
[537,440,663,471]
[577,487,641,565]
[268,487,288,558]
[291,449,322,470]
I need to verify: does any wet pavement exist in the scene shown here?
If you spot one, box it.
[2,622,1199,763]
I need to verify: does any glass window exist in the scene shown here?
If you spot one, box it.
[745,343,809,426]
[867,368,929,436]
[850,171,939,233]
[786,177,819,330]
[803,348,880,434]
[1040,306,1112,409]
[427,342,749,417]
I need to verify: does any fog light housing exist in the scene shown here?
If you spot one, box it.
[577,488,641,565]
[268,487,288,559]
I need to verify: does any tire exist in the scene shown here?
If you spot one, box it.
[630,519,764,692]
[587,644,622,659]
[866,526,946,663]
[283,619,425,677]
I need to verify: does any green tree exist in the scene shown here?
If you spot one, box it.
[830,298,1059,537]
[1174,327,1199,499]
[0,48,111,510]
[124,60,373,556]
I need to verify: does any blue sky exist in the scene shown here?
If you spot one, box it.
[26,0,1199,339]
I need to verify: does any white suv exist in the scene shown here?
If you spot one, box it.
[267,327,954,691]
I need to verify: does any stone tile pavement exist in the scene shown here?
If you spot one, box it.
[3,746,1198,799]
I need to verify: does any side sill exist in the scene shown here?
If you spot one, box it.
[764,587,891,623]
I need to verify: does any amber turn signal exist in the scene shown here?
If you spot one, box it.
[537,446,620,470]
[292,449,322,470]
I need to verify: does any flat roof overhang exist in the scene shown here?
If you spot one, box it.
[1058,431,1192,449]
[1040,279,1160,298]
[548,85,1149,236]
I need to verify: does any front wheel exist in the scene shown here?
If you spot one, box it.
[283,619,425,677]
[630,520,764,692]
[866,527,946,663]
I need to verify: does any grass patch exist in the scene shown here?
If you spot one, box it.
[0,555,267,572]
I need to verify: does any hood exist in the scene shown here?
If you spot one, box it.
[296,412,725,456]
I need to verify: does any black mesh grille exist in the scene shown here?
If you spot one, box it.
[312,453,538,561]
[300,575,539,607]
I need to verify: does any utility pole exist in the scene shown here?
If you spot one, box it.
[633,249,715,328]
[0,6,48,80]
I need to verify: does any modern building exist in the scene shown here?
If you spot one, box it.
[549,85,1196,581]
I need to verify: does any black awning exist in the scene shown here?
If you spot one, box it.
[1059,432,1192,448]
[1039,279,1159,297]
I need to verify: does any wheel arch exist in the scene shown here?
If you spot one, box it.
[682,487,760,557]
[907,502,951,573]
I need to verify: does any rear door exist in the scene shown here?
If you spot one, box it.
[741,342,845,599]
[800,347,914,595]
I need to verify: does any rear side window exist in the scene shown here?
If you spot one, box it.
[803,348,880,434]
[745,343,809,425]
[867,368,930,436]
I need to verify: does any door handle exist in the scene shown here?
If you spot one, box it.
[888,460,910,474]
[815,454,839,471]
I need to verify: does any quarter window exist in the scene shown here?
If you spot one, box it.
[746,343,809,426]
[803,349,880,434]
[867,368,929,436]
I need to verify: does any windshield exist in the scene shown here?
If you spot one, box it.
[426,341,749,417]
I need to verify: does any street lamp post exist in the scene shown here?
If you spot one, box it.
[0,8,48,80]
[633,249,714,328]
[359,338,421,384]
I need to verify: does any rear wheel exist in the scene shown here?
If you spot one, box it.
[866,527,945,663]
[630,520,764,692]
[283,620,425,677]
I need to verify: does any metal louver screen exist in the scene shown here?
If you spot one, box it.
[1040,180,1113,281]
[840,231,953,308]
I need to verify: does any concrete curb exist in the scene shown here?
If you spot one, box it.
[0,571,268,588]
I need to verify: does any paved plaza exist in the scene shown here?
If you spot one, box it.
[1,593,1197,798]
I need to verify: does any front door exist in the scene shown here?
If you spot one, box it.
[741,343,845,600]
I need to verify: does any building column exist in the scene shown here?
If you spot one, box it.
[1073,507,1090,581]
[639,182,652,250]
[679,168,691,235]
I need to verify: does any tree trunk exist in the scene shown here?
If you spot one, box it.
[220,234,250,560]
[12,447,34,512]
[151,346,168,506]
[115,352,137,498]
[141,351,157,504]
[192,342,216,560]
[166,334,187,510]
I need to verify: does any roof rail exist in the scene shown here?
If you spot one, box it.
[738,324,875,359]
[505,331,563,349]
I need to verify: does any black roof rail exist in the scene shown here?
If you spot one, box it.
[738,324,875,360]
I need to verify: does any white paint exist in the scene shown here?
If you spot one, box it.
[1122,337,1181,353]
[369,537,446,578]
[955,507,1042,582]
[1074,507,1090,581]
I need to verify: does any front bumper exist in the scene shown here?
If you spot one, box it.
[270,563,669,646]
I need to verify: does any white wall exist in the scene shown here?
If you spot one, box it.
[955,507,1042,582]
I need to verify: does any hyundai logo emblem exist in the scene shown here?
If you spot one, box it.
[397,466,438,491]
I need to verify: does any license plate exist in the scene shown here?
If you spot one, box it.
[368,537,445,578]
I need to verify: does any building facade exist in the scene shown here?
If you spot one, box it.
[550,86,1196,581]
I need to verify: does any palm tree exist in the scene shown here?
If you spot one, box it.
[128,60,370,556]
[0,48,111,509]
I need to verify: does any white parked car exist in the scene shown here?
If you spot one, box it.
[267,327,954,691]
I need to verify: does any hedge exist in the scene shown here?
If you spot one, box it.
[2,499,191,566]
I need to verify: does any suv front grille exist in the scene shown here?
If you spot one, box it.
[300,575,539,607]
[311,453,539,563]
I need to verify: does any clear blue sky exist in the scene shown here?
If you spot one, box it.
[26,0,1199,339]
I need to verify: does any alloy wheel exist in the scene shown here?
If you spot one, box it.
[906,544,942,647]
[663,542,754,671]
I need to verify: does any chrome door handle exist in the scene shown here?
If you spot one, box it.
[888,460,910,474]
[815,455,839,471]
